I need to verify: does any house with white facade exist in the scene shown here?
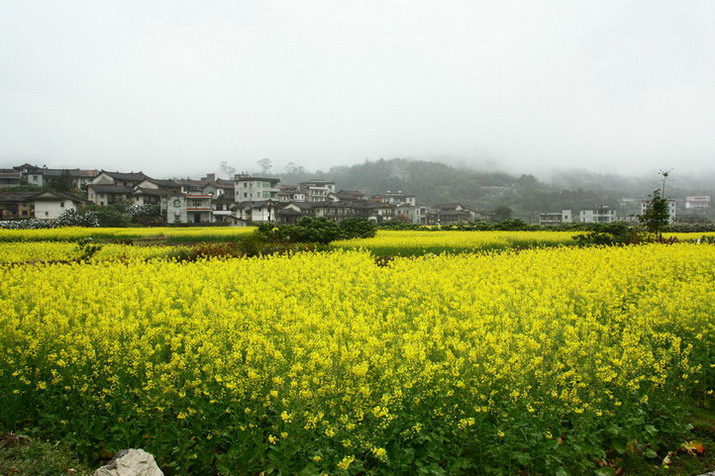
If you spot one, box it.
[167,193,214,224]
[32,192,87,220]
[685,196,710,210]
[231,200,282,223]
[372,191,416,207]
[234,175,280,201]
[276,185,306,202]
[580,206,617,223]
[539,210,573,226]
[298,180,335,202]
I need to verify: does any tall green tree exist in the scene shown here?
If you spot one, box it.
[639,189,670,239]
[48,170,73,192]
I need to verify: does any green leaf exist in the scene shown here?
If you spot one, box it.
[595,468,615,476]
[612,439,626,455]
[645,449,658,459]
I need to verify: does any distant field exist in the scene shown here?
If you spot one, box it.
[0,241,188,264]
[0,226,256,243]
[331,230,582,255]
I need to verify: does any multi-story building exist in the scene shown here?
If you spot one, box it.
[372,191,416,207]
[276,185,306,202]
[328,190,366,201]
[0,171,23,188]
[167,193,213,224]
[580,206,617,223]
[0,192,35,219]
[87,184,134,206]
[298,180,335,202]
[685,196,710,210]
[539,210,573,226]
[427,203,484,225]
[12,164,97,189]
[234,174,280,201]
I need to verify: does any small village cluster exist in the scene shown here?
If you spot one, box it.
[0,163,480,225]
[0,163,711,226]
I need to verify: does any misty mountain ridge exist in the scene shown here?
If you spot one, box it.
[256,158,714,214]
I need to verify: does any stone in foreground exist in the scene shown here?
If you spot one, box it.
[93,449,163,476]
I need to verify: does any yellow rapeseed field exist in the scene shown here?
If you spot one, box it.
[331,230,582,255]
[0,226,256,243]
[0,242,189,263]
[0,244,713,473]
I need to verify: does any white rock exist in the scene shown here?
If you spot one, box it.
[93,449,163,476]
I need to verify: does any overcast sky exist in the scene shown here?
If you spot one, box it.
[1,1,713,178]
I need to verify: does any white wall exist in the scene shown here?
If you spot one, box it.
[35,200,76,220]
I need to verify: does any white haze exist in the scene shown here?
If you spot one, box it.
[0,1,714,179]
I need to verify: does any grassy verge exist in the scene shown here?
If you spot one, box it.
[0,434,92,476]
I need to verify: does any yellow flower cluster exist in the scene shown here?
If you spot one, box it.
[0,244,712,473]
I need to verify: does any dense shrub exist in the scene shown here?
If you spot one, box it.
[56,209,99,228]
[259,218,376,245]
[0,219,55,230]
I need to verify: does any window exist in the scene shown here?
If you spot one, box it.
[243,182,248,188]
[192,200,202,207]
[173,199,181,207]
[243,193,247,198]
[60,201,65,208]
[45,211,49,216]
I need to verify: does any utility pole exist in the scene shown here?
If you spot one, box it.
[658,169,672,196]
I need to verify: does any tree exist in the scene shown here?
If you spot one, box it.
[639,188,670,239]
[285,162,306,175]
[48,170,73,193]
[491,206,513,222]
[257,158,272,175]
[220,161,236,178]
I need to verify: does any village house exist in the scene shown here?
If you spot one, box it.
[328,190,366,201]
[539,210,573,226]
[0,192,36,219]
[32,191,88,220]
[167,193,213,224]
[276,185,306,202]
[0,171,23,188]
[298,180,335,202]
[91,171,150,187]
[235,174,280,201]
[579,206,617,223]
[12,164,97,189]
[87,184,134,206]
[427,203,483,225]
[685,196,710,210]
[372,191,416,207]
[231,200,282,224]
